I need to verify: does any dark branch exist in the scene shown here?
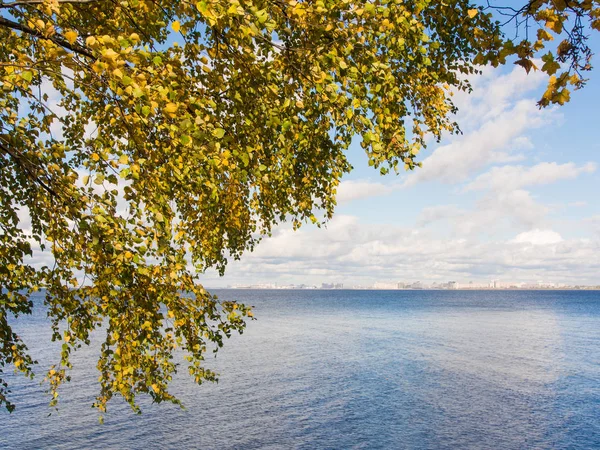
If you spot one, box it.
[0,140,60,199]
[1,0,103,8]
[0,16,95,60]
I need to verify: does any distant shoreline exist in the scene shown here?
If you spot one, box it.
[211,287,600,291]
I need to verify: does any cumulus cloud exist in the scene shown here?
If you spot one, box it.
[439,161,597,235]
[403,64,559,188]
[205,215,600,286]
[450,63,548,126]
[417,189,548,235]
[492,189,549,228]
[511,229,564,245]
[465,162,597,192]
[336,179,397,204]
[417,205,463,226]
[404,99,555,187]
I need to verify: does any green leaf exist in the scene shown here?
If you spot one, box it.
[196,1,208,13]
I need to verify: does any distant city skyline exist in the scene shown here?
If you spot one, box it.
[216,279,600,291]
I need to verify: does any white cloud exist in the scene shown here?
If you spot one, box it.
[465,162,597,192]
[510,136,535,150]
[451,63,547,125]
[443,161,597,235]
[416,189,548,235]
[417,205,463,226]
[336,179,396,204]
[205,215,600,286]
[511,229,564,245]
[492,189,549,228]
[403,64,559,188]
[404,99,555,187]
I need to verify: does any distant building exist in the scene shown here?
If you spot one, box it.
[373,281,399,289]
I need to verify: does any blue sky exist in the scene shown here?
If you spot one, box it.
[205,47,600,287]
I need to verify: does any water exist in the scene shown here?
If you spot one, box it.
[2,290,600,449]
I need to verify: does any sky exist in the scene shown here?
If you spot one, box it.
[204,58,600,287]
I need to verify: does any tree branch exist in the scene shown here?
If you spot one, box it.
[0,16,95,60]
[1,0,103,8]
[0,140,60,199]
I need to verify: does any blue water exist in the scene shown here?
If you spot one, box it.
[2,290,600,449]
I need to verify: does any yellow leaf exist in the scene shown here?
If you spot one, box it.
[164,103,178,115]
[467,9,478,18]
[102,49,119,61]
[64,30,78,45]
[172,21,181,33]
[546,20,562,33]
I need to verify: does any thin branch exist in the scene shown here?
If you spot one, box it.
[0,16,95,60]
[1,0,102,8]
[0,140,60,199]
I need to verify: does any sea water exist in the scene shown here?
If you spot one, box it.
[1,290,599,449]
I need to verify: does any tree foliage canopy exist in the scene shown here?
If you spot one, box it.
[1,0,598,414]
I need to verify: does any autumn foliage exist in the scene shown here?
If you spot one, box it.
[1,0,598,414]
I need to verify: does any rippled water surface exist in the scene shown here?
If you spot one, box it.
[2,290,600,449]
